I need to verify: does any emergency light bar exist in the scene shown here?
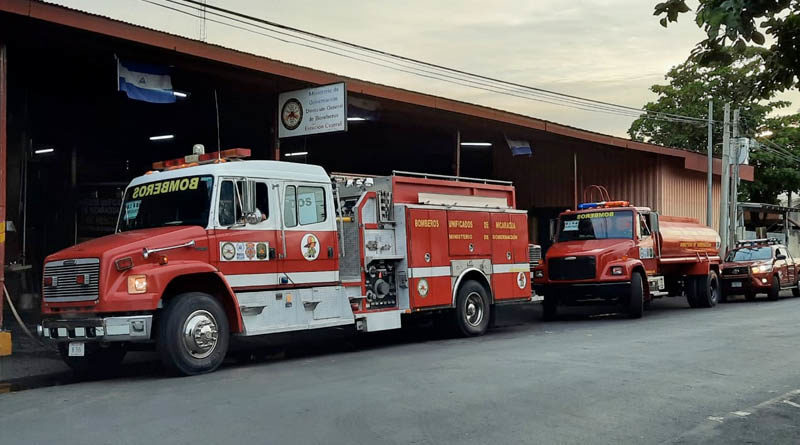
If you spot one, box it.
[577,200,630,210]
[152,148,251,170]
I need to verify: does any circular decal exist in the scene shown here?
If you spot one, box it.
[281,98,303,130]
[245,243,256,260]
[301,234,320,261]
[417,279,429,298]
[517,271,527,289]
[221,242,236,261]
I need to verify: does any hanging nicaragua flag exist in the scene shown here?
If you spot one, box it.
[505,136,532,156]
[117,58,176,103]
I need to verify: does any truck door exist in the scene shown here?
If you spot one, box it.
[211,177,278,290]
[278,182,339,288]
[775,247,790,286]
[637,211,658,275]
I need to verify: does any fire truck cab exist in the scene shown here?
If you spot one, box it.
[38,149,532,375]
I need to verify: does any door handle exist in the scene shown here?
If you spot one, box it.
[328,247,334,258]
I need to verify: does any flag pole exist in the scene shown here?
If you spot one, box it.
[214,89,221,160]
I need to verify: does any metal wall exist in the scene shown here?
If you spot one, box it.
[493,136,723,244]
[658,156,721,228]
[494,138,661,210]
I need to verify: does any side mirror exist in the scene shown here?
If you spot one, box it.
[776,254,787,260]
[241,180,256,215]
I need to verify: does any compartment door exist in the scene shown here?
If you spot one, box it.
[406,208,451,308]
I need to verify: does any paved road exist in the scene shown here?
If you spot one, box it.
[1,294,800,444]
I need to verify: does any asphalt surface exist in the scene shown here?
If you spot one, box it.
[2,294,800,444]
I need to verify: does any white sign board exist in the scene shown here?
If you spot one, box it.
[278,82,347,138]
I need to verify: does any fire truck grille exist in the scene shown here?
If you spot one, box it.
[43,258,100,302]
[548,256,596,281]
[528,244,542,270]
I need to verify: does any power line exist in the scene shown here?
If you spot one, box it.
[139,0,715,127]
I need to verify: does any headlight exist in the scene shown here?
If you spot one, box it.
[751,265,772,274]
[127,275,147,294]
[611,266,624,276]
[534,270,544,279]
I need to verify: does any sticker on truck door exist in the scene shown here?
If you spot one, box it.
[220,242,271,261]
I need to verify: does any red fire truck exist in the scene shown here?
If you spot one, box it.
[533,186,721,319]
[37,148,532,375]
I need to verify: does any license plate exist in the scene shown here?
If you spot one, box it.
[731,282,742,288]
[68,342,85,357]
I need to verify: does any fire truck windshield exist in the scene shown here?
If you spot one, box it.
[117,175,214,232]
[558,210,634,242]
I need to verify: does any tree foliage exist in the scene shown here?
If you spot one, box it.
[628,50,800,204]
[654,0,800,97]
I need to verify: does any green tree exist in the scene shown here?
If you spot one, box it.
[654,0,800,97]
[746,113,800,203]
[628,50,800,204]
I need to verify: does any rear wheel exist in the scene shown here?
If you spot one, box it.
[454,280,490,337]
[694,271,719,308]
[767,276,780,301]
[58,342,127,377]
[628,272,644,319]
[157,292,230,376]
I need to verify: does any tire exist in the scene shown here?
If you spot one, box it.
[694,271,719,308]
[793,284,800,298]
[628,272,644,319]
[542,293,558,321]
[454,280,490,337]
[58,342,127,377]
[767,276,780,301]
[157,292,230,376]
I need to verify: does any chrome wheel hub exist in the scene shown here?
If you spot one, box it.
[464,292,484,327]
[182,310,219,359]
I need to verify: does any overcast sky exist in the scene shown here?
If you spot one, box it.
[50,0,800,137]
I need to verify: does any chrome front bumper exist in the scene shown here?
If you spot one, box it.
[38,315,153,342]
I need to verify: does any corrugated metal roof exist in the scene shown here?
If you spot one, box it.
[0,0,753,181]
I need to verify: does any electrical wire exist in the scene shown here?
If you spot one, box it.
[138,0,715,127]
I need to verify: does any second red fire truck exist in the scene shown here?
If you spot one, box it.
[37,148,532,375]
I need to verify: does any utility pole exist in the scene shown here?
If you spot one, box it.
[706,100,713,227]
[719,103,731,256]
[730,109,740,249]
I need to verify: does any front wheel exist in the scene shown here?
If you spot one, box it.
[627,272,644,319]
[767,276,780,301]
[454,280,490,337]
[157,292,230,376]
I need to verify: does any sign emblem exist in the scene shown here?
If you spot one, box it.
[417,279,429,297]
[256,243,268,260]
[281,98,303,130]
[301,234,320,261]
[221,242,236,261]
[245,243,256,260]
[517,272,527,289]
